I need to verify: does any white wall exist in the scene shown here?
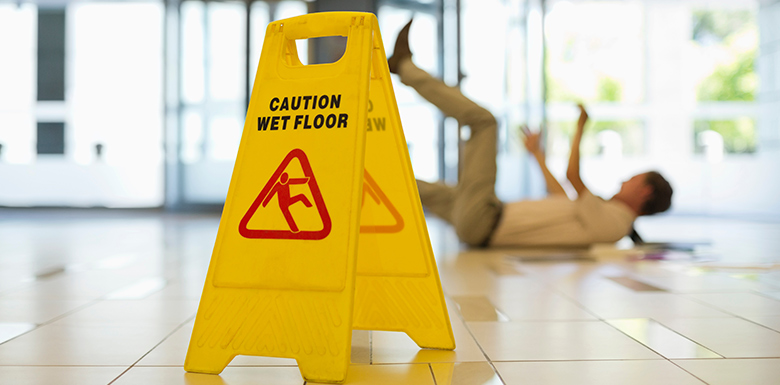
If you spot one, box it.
[0,163,163,207]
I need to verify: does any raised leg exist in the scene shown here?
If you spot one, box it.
[398,58,502,246]
[416,180,456,224]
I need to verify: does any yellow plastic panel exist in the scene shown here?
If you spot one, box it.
[185,13,373,384]
[353,27,455,350]
[185,12,455,384]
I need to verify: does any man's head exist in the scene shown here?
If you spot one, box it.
[615,171,673,216]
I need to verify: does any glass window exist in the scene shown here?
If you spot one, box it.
[180,1,317,204]
[70,2,164,166]
[208,2,246,102]
[694,118,756,154]
[275,1,308,64]
[208,112,243,161]
[545,1,645,104]
[249,2,270,87]
[0,3,37,164]
[1,2,164,206]
[179,0,247,167]
[688,7,758,158]
[181,109,204,164]
[378,7,440,182]
[461,0,510,108]
[0,4,36,109]
[275,2,307,20]
[544,1,646,159]
[692,9,758,102]
[546,119,645,159]
[181,1,205,104]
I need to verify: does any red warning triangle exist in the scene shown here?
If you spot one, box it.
[239,149,331,240]
[360,170,404,234]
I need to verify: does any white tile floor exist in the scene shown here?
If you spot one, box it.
[1,209,779,384]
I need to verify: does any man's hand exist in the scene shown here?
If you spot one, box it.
[567,103,589,195]
[520,125,567,197]
[521,125,542,155]
[577,103,589,133]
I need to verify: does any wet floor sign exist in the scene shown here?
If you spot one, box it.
[184,12,455,384]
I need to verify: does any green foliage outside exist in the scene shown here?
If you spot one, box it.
[544,9,759,158]
[694,118,756,154]
[546,75,579,102]
[546,74,624,103]
[692,10,753,44]
[693,9,757,102]
[691,10,757,155]
[697,51,756,102]
[596,77,622,102]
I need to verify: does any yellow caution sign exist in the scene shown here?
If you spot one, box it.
[184,12,454,384]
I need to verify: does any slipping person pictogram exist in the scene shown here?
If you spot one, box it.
[263,172,312,233]
[239,149,331,240]
[360,170,404,233]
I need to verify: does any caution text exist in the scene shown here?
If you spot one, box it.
[258,94,349,131]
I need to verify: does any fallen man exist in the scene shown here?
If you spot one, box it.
[388,19,673,248]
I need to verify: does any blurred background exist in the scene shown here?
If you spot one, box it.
[0,0,777,220]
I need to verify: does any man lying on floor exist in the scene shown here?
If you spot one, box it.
[388,19,673,248]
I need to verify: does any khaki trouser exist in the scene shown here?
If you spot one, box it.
[398,59,502,247]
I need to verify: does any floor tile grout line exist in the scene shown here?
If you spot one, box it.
[450,295,509,323]
[0,264,84,297]
[0,280,38,297]
[601,317,718,362]
[668,360,712,385]
[515,263,727,384]
[480,260,724,382]
[526,265,720,385]
[487,358,688,363]
[753,290,780,301]
[0,297,105,347]
[680,294,780,334]
[675,357,780,361]
[0,365,133,367]
[445,293,508,385]
[38,298,106,327]
[498,260,665,369]
[531,265,740,358]
[129,364,299,367]
[107,314,195,385]
[569,286,725,370]
[640,317,725,359]
[530,263,780,383]
[1,358,760,368]
[0,324,36,347]
[525,266,605,321]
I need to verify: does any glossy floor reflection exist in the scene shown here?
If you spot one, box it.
[0,209,779,384]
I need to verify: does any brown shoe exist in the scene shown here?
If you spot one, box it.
[387,19,413,74]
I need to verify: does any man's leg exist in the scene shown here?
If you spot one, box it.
[398,59,501,246]
[416,180,455,224]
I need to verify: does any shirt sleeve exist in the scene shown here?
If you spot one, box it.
[574,190,634,243]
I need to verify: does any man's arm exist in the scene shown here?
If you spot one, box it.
[521,125,567,197]
[566,104,589,195]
